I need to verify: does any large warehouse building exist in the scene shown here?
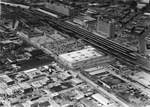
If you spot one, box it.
[59,47,109,68]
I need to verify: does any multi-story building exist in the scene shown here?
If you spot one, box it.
[73,16,97,31]
[45,2,75,16]
[97,17,115,38]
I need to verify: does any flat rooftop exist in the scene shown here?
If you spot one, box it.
[74,15,96,22]
[59,47,103,63]
[129,71,150,88]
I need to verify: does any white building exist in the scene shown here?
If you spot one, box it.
[129,71,150,88]
[59,47,104,68]
[92,93,111,106]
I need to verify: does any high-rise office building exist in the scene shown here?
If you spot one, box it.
[97,17,115,38]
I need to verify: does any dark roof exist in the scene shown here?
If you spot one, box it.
[30,49,45,57]
[39,101,50,107]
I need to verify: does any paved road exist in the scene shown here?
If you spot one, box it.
[1,2,148,107]
[2,1,150,71]
[105,65,150,97]
[77,71,131,107]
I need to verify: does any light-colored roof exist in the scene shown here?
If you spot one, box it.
[12,85,21,91]
[37,8,58,18]
[137,4,146,9]
[24,68,43,79]
[0,88,5,94]
[71,78,83,85]
[0,40,12,44]
[92,93,110,106]
[17,32,29,38]
[129,71,150,87]
[59,47,103,63]
[89,68,106,76]
[31,81,42,88]
[0,82,7,89]
[144,12,150,16]
[59,72,71,80]
[23,68,37,73]
[0,75,13,83]
[5,88,13,95]
[19,82,31,89]
[141,0,150,3]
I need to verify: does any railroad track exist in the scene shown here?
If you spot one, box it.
[43,17,136,60]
